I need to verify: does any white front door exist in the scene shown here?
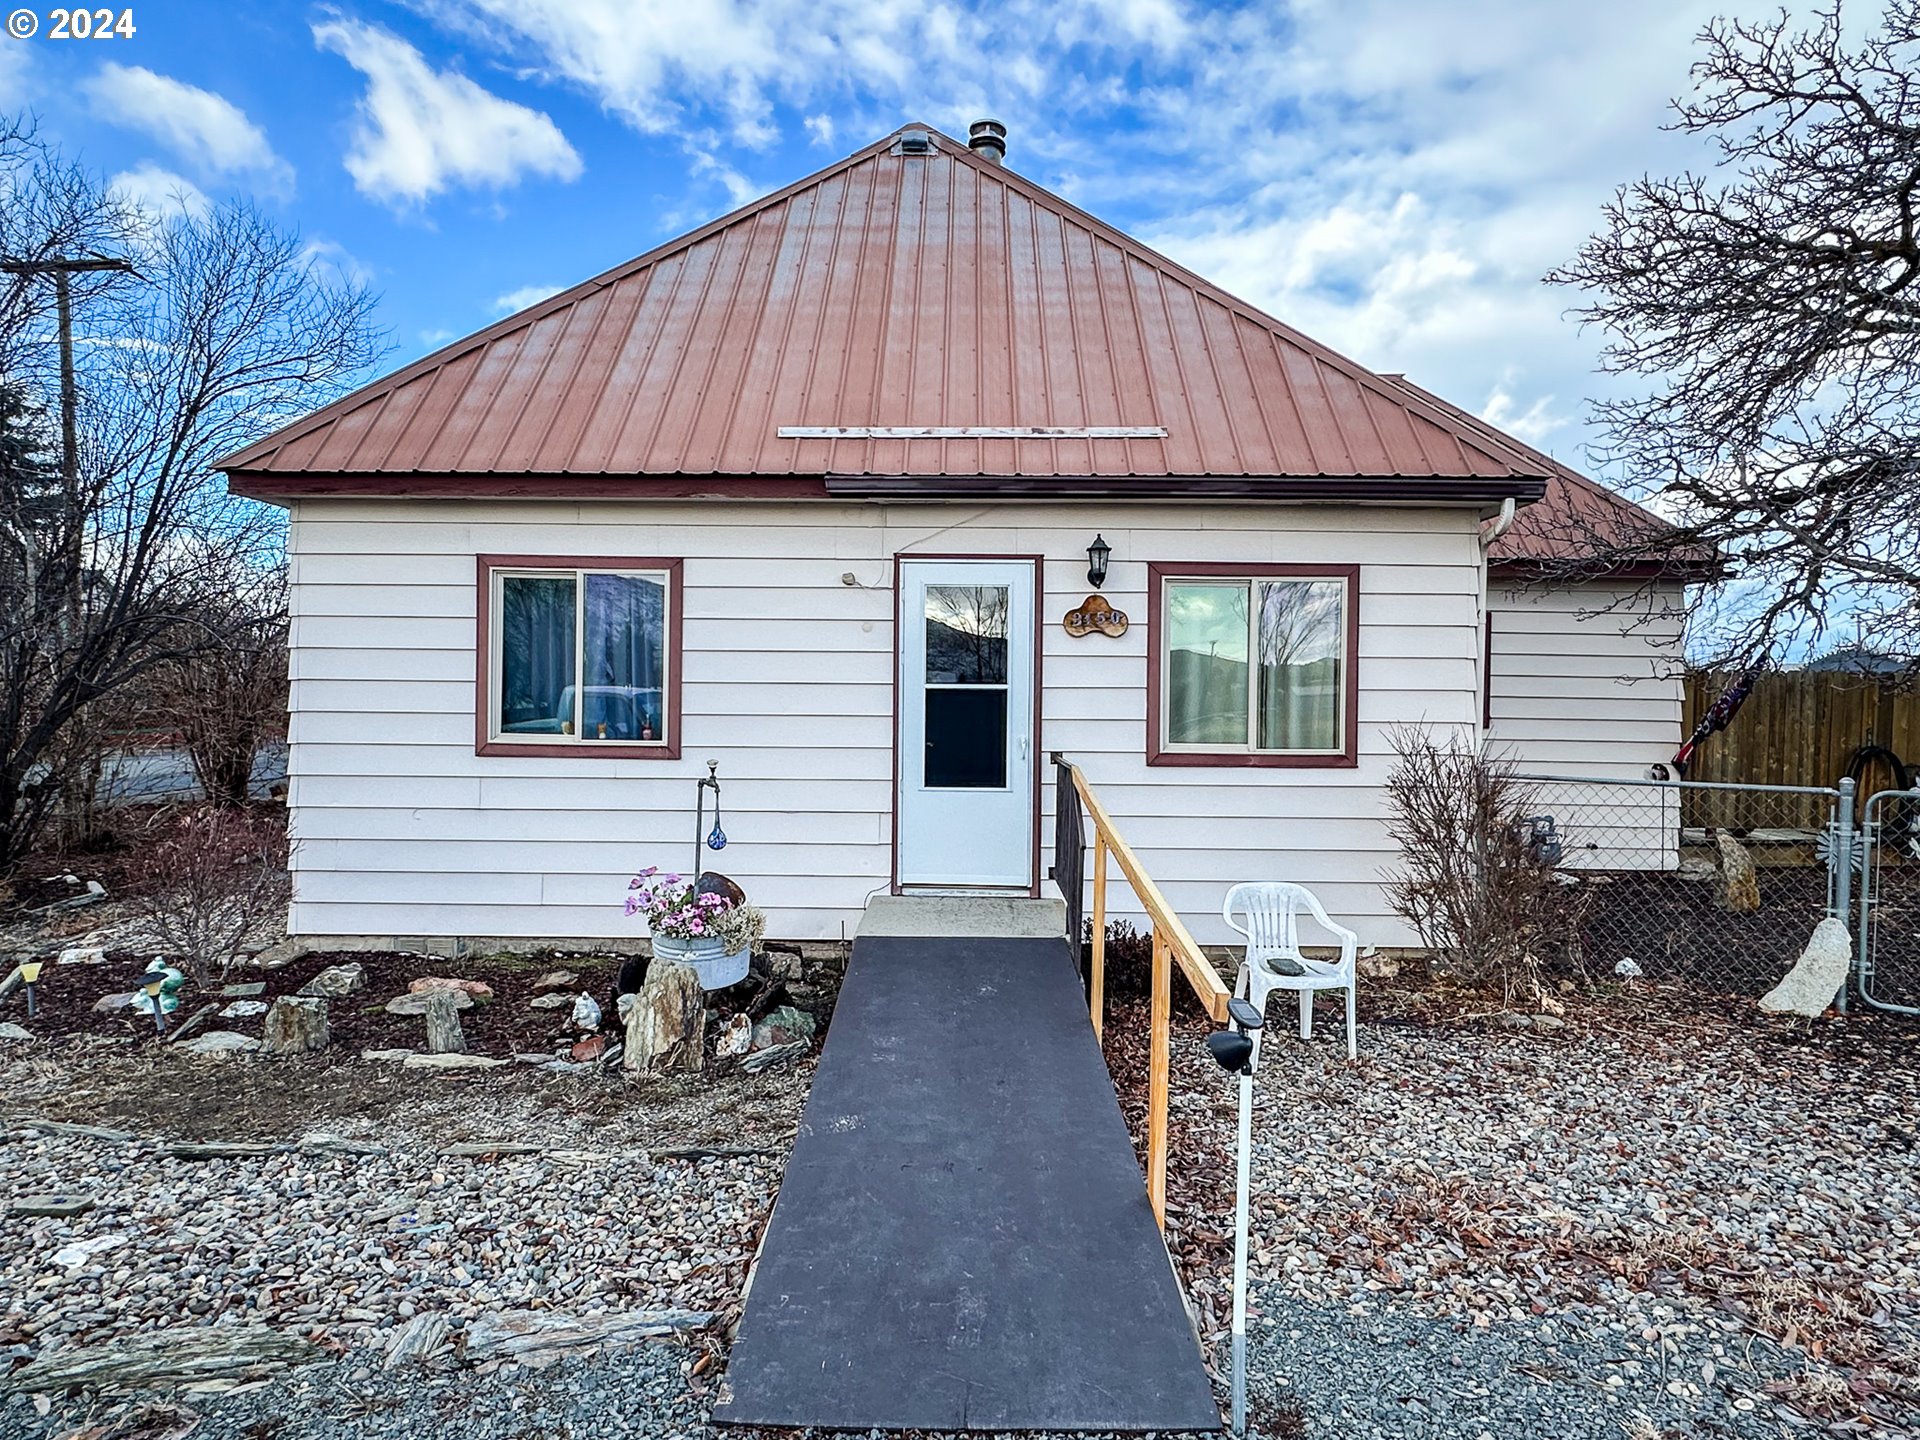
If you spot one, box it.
[897,559,1037,890]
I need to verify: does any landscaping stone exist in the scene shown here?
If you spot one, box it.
[385,989,473,1016]
[740,1039,808,1073]
[750,1004,816,1050]
[182,1030,261,1056]
[407,976,494,1000]
[0,1021,33,1042]
[220,981,267,997]
[55,945,106,966]
[1760,916,1852,1017]
[570,1035,607,1063]
[5,1325,322,1393]
[1715,831,1762,912]
[460,1307,714,1366]
[299,962,366,998]
[401,1052,507,1070]
[261,996,329,1055]
[383,1312,452,1368]
[529,991,573,1009]
[532,969,578,992]
[92,991,136,1013]
[7,1193,93,1217]
[1356,950,1401,980]
[1529,1013,1566,1032]
[715,1012,753,1058]
[361,1047,415,1062]
[422,989,467,1054]
[623,962,703,1074]
[767,951,803,981]
[219,999,268,1018]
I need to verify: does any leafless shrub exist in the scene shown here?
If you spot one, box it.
[129,806,288,986]
[1082,918,1156,999]
[169,570,288,807]
[1382,725,1580,1004]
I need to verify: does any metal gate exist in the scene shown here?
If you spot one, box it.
[1857,787,1920,1014]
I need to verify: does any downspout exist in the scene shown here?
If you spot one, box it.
[1479,496,1516,550]
[1475,498,1515,751]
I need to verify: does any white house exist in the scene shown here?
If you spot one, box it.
[220,123,1700,953]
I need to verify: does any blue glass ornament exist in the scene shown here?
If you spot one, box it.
[707,822,728,850]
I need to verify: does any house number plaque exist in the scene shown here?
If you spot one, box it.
[1064,594,1129,637]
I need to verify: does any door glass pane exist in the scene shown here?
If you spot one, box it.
[499,576,576,734]
[1256,579,1345,751]
[925,688,1009,788]
[1166,582,1249,745]
[925,585,1009,684]
[582,573,668,741]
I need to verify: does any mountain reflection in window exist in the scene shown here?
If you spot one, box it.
[1165,577,1345,752]
[924,584,1010,787]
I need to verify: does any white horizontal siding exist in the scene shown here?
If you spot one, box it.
[1486,579,1687,870]
[286,499,1489,948]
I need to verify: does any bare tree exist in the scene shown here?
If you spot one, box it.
[129,805,289,986]
[0,118,379,866]
[1550,2,1920,672]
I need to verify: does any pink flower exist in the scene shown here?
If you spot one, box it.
[636,890,654,906]
[689,918,705,935]
[662,873,682,886]
[623,896,640,917]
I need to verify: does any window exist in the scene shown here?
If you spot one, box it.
[476,556,682,758]
[1147,564,1357,768]
[923,583,1010,788]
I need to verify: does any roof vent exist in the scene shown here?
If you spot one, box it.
[968,119,1007,165]
[897,129,933,154]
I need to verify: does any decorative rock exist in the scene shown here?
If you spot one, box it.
[361,1048,415,1062]
[93,991,136,1013]
[220,981,266,997]
[571,1034,607,1063]
[1530,1014,1567,1032]
[6,1325,322,1392]
[715,1012,754,1058]
[0,1021,33,1042]
[623,962,705,1074]
[300,962,365,999]
[741,1040,808,1073]
[750,1004,816,1050]
[1674,855,1720,882]
[402,1052,508,1071]
[1715,831,1762,913]
[529,991,573,1010]
[1760,916,1852,1017]
[385,990,473,1016]
[8,1193,94,1217]
[1494,1012,1534,1030]
[56,945,106,966]
[423,989,467,1055]
[383,1312,452,1368]
[460,1307,714,1366]
[1356,950,1401,981]
[181,1030,260,1056]
[767,951,803,981]
[532,969,578,993]
[407,976,494,1000]
[219,999,267,1018]
[571,992,603,1030]
[261,995,330,1055]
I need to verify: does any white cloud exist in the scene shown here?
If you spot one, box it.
[312,16,583,208]
[108,163,212,224]
[81,64,289,189]
[1481,383,1568,451]
[299,237,375,289]
[493,282,566,315]
[802,113,835,148]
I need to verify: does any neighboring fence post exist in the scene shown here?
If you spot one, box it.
[1833,779,1856,1015]
[1147,925,1171,1230]
[1090,833,1108,1043]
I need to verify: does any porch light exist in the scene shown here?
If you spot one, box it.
[1086,534,1111,590]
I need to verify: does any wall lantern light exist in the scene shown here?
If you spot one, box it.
[1086,534,1111,590]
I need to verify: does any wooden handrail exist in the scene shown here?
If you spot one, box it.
[1058,760,1232,1228]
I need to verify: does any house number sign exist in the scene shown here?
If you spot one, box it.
[1064,594,1129,637]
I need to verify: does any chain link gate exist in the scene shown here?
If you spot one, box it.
[1856,786,1920,1014]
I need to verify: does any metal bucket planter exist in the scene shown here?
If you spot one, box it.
[652,933,750,990]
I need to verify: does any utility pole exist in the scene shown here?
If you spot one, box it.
[1,255,135,618]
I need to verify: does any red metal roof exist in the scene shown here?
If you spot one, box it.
[222,126,1553,495]
[1376,375,1718,576]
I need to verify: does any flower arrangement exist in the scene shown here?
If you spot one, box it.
[626,866,765,954]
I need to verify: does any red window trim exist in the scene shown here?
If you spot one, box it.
[1145,561,1361,770]
[473,554,684,761]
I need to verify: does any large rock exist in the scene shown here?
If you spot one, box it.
[300,963,365,998]
[4,1325,322,1392]
[1760,917,1852,1017]
[1715,832,1762,913]
[623,961,705,1074]
[422,989,467,1054]
[261,995,329,1055]
[408,976,494,999]
[0,1021,33,1043]
[460,1307,713,1367]
[181,1030,261,1056]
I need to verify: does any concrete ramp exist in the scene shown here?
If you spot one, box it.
[715,934,1219,1433]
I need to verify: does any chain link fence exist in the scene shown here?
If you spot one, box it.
[1858,788,1920,1013]
[1514,773,1858,1001]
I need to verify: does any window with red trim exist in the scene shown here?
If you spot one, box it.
[475,556,683,759]
[1146,563,1359,768]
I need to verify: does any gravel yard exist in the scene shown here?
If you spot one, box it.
[1,983,1916,1440]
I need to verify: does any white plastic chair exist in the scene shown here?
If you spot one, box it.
[1223,882,1360,1062]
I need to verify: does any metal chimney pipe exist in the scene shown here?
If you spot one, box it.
[968,120,1007,165]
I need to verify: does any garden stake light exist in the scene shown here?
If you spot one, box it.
[20,960,42,1019]
[1205,994,1266,1437]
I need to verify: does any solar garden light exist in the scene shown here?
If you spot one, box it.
[1205,994,1266,1437]
[19,960,42,1019]
[140,963,170,1034]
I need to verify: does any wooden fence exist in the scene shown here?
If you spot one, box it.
[1684,670,1920,828]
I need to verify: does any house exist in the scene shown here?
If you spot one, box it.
[220,122,1699,953]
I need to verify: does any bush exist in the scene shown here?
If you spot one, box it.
[1083,918,1156,999]
[1382,726,1583,1003]
[130,806,288,986]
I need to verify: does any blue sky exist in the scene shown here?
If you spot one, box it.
[2,0,1753,475]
